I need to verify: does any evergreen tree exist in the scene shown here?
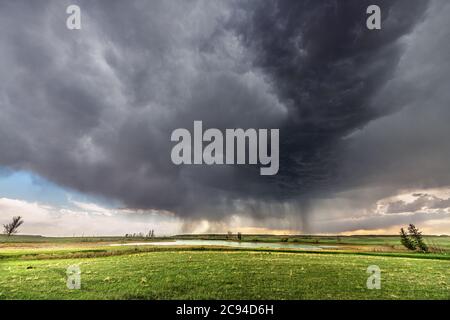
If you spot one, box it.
[408,224,428,252]
[400,227,416,250]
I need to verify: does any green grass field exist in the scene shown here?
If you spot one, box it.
[0,235,449,300]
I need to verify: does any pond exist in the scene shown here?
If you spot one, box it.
[110,239,337,250]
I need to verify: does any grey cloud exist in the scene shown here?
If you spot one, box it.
[337,0,450,196]
[0,0,287,217]
[1,0,448,233]
[313,210,450,234]
[386,194,450,214]
[232,0,430,196]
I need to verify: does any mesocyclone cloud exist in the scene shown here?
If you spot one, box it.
[1,0,449,233]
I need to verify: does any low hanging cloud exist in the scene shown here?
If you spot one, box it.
[0,197,181,237]
[385,194,450,214]
[0,0,449,233]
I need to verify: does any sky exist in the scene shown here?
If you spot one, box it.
[0,0,450,236]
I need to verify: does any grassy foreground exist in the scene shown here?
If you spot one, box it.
[0,245,449,300]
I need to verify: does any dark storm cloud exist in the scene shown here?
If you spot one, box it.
[1,0,447,232]
[233,0,429,196]
[0,0,287,217]
[336,0,450,195]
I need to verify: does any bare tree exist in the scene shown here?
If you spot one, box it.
[3,216,24,236]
